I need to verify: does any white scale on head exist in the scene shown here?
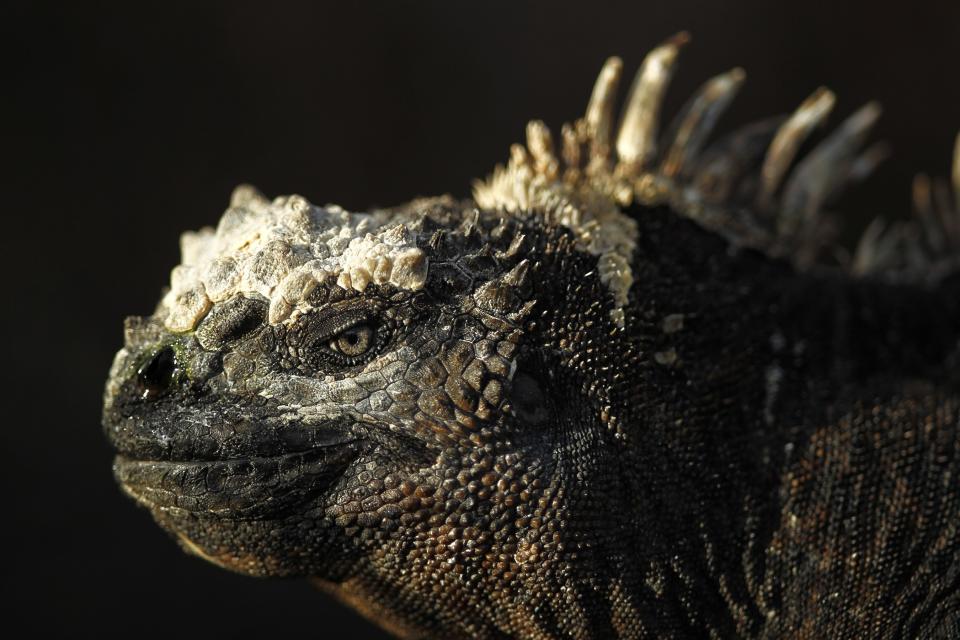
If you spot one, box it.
[161,185,428,333]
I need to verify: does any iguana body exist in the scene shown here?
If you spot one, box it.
[103,35,960,638]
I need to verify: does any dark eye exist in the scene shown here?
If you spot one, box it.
[329,323,374,357]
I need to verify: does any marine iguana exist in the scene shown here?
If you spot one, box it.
[103,34,960,638]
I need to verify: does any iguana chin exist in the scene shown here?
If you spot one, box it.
[103,33,960,638]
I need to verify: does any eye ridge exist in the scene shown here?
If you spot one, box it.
[312,310,369,341]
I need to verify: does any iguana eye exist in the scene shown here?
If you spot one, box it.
[282,305,392,372]
[315,315,387,367]
[329,323,374,357]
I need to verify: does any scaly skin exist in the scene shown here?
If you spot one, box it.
[103,37,960,638]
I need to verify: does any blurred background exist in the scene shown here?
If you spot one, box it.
[4,1,959,636]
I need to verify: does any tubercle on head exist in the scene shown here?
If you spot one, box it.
[159,187,431,335]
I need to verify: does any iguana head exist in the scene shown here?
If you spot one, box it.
[102,180,627,578]
[102,49,651,583]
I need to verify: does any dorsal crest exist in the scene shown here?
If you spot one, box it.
[474,33,960,292]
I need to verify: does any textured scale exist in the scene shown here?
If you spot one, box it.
[103,34,960,638]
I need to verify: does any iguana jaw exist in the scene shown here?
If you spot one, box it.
[104,399,372,577]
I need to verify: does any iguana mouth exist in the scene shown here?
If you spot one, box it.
[114,441,360,518]
[105,391,365,518]
[103,377,360,462]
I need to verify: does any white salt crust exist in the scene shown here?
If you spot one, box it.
[161,186,427,332]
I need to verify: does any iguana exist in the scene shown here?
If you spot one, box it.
[103,34,960,638]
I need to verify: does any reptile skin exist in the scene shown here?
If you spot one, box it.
[103,35,960,638]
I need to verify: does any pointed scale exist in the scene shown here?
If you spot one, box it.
[615,32,690,173]
[779,102,882,235]
[583,56,623,164]
[660,67,746,179]
[756,87,836,209]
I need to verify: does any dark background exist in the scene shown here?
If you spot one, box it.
[4,2,958,637]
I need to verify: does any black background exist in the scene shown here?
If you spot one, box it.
[4,2,959,637]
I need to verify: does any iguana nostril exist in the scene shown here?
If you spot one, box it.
[136,346,177,400]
